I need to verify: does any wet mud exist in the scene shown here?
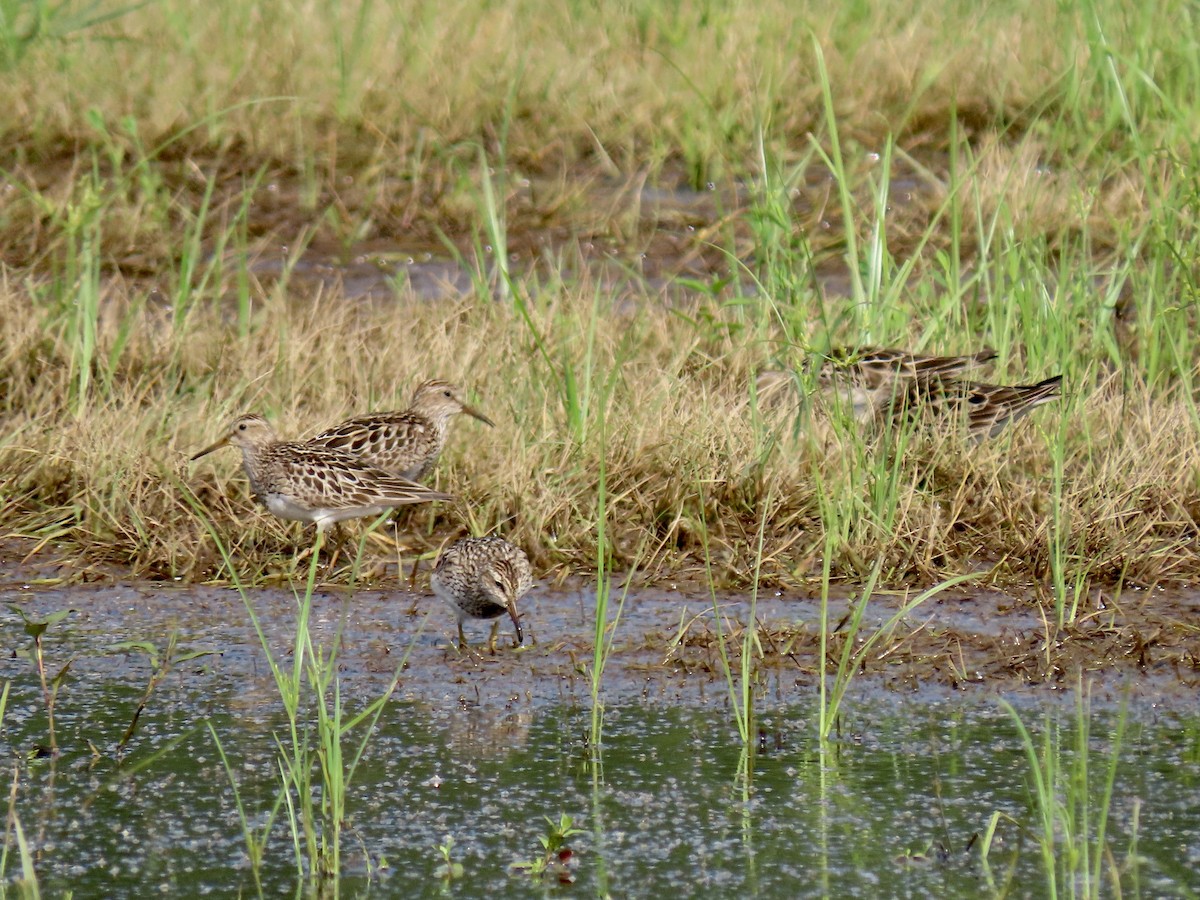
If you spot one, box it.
[4,543,1198,712]
[239,165,939,305]
[11,150,952,306]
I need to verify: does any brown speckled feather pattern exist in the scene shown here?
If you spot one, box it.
[431,537,532,644]
[191,413,452,530]
[915,375,1064,440]
[309,410,442,481]
[246,441,449,509]
[811,346,998,424]
[308,379,494,481]
[821,346,998,390]
[770,347,1060,439]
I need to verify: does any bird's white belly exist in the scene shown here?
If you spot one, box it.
[265,493,391,531]
[264,494,322,523]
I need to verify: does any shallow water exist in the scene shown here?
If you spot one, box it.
[239,168,928,305]
[3,573,1200,896]
[5,681,1200,896]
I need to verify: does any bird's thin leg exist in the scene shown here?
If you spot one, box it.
[298,529,326,594]
[323,523,348,571]
[488,620,500,655]
[458,621,467,652]
[295,526,319,566]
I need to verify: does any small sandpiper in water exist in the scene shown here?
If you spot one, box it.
[431,536,532,651]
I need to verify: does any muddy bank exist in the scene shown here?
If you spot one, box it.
[3,152,947,304]
[3,544,1198,710]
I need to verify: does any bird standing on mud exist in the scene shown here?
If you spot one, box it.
[190,413,452,535]
[431,536,532,651]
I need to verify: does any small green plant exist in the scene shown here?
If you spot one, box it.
[702,480,775,750]
[477,145,510,302]
[2,762,40,900]
[509,814,583,883]
[587,439,612,747]
[433,835,464,882]
[8,606,74,758]
[109,634,217,756]
[584,384,643,749]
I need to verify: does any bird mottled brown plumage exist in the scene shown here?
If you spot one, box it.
[814,346,999,422]
[914,374,1064,441]
[757,347,1062,440]
[431,536,532,650]
[307,380,494,481]
[191,413,453,532]
[821,346,1000,389]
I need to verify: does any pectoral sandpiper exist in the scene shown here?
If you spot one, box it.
[915,374,1064,441]
[190,413,453,535]
[758,347,1062,440]
[307,380,494,482]
[816,346,999,422]
[822,346,999,385]
[431,536,532,651]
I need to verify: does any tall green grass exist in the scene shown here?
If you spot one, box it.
[180,482,412,891]
[986,685,1133,899]
[0,671,49,895]
[700,481,775,750]
[0,681,36,898]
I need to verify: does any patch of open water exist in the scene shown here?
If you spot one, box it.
[238,167,936,305]
[3,571,1200,895]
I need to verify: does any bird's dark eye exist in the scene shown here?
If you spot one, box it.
[238,423,247,431]
[443,390,452,398]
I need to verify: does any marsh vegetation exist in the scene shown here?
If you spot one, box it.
[2,0,1200,894]
[1,0,1197,597]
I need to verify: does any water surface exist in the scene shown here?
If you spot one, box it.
[3,573,1199,896]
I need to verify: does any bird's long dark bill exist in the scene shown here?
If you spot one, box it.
[463,403,496,427]
[507,601,524,644]
[190,435,229,461]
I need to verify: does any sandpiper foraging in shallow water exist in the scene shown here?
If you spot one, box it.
[307,380,494,482]
[190,413,453,536]
[431,536,532,651]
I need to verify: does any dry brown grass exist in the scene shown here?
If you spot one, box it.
[1,0,1198,596]
[0,265,1196,593]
